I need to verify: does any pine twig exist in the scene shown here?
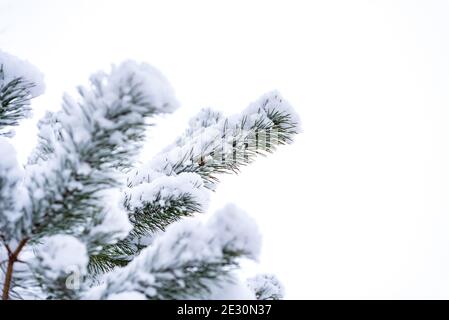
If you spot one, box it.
[2,238,28,300]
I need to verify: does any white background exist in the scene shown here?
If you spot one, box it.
[1,0,448,299]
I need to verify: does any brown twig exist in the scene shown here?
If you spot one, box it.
[2,238,29,300]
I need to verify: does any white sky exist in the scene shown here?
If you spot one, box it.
[1,0,448,299]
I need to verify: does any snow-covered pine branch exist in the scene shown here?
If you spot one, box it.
[1,56,179,299]
[22,60,178,243]
[131,91,301,190]
[0,50,45,241]
[86,204,261,300]
[89,172,209,273]
[0,50,45,138]
[89,92,301,271]
[0,138,26,241]
[0,51,46,300]
[29,235,89,300]
[1,50,300,300]
[247,273,285,300]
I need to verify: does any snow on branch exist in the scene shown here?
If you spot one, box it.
[29,235,89,299]
[1,53,298,300]
[88,172,210,273]
[0,137,26,241]
[131,91,301,189]
[89,91,301,272]
[247,273,285,300]
[0,50,45,137]
[86,204,261,300]
[22,60,179,244]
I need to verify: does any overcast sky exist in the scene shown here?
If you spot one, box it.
[1,0,449,299]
